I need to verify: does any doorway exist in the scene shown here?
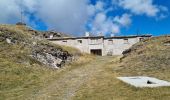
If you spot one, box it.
[90,49,102,56]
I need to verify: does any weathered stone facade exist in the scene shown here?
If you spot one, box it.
[48,35,152,56]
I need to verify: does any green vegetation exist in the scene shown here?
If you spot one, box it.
[1,24,170,100]
[73,36,170,100]
[118,36,170,79]
[0,25,93,100]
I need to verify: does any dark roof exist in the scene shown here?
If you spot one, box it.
[47,35,152,41]
[16,22,26,26]
[47,36,105,40]
[105,35,152,39]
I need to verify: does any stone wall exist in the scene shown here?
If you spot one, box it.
[49,36,151,56]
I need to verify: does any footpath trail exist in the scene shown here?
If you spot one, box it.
[31,56,115,100]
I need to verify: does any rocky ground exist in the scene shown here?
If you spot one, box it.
[1,25,170,100]
[0,25,78,69]
[0,25,82,100]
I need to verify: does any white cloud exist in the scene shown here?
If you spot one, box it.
[22,0,38,13]
[36,0,90,35]
[0,0,90,35]
[114,13,132,27]
[91,13,120,34]
[87,5,96,16]
[85,1,120,35]
[0,0,20,23]
[117,0,168,17]
[0,0,168,36]
[95,1,105,12]
[87,1,105,16]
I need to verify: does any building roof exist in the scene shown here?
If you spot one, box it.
[47,36,105,40]
[47,35,152,41]
[105,35,152,39]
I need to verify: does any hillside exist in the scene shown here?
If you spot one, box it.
[73,36,170,100]
[118,36,170,79]
[1,25,170,100]
[0,25,80,68]
[0,25,93,99]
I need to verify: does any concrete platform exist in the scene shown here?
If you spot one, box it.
[117,76,170,88]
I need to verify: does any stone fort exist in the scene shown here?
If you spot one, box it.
[47,33,151,56]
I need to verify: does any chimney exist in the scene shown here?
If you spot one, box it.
[85,32,90,37]
[98,33,103,36]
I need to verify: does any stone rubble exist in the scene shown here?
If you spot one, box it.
[0,27,74,68]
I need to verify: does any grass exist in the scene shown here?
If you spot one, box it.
[117,36,170,79]
[0,44,56,99]
[73,57,170,100]
[73,36,170,100]
[0,25,94,100]
[0,43,94,99]
[1,25,170,100]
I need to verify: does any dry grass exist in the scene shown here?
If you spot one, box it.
[28,56,111,100]
[1,25,170,100]
[60,45,82,56]
[73,56,170,100]
[73,36,170,100]
[0,46,94,100]
[117,36,170,79]
[0,25,94,100]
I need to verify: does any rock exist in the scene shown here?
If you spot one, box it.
[164,43,170,46]
[6,38,11,44]
[163,40,170,46]
[32,42,37,45]
[122,49,131,55]
[0,26,73,69]
[33,53,58,68]
[32,47,73,68]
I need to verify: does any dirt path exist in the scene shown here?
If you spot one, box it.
[31,56,115,100]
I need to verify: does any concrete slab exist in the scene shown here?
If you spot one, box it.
[117,76,170,88]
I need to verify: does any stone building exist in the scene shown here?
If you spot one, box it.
[48,34,152,56]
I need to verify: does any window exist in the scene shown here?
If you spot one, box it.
[62,40,67,45]
[139,38,144,42]
[91,39,96,43]
[62,40,67,43]
[124,39,129,44]
[78,40,82,44]
[108,40,113,45]
[90,39,99,44]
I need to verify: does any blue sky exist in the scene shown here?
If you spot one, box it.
[0,0,170,36]
[89,0,170,36]
[120,0,170,36]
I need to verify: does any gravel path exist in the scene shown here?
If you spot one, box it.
[30,57,114,100]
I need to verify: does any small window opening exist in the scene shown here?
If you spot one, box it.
[62,41,67,43]
[108,40,113,45]
[78,40,82,44]
[124,39,129,44]
[139,38,144,42]
[91,39,99,44]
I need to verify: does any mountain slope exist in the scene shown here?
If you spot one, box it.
[118,36,170,79]
[73,36,170,100]
[0,25,92,99]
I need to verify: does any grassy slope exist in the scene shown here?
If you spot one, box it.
[1,25,170,100]
[74,36,170,100]
[118,36,170,79]
[0,25,94,99]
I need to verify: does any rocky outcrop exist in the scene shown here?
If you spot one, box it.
[0,25,74,68]
[32,43,73,68]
